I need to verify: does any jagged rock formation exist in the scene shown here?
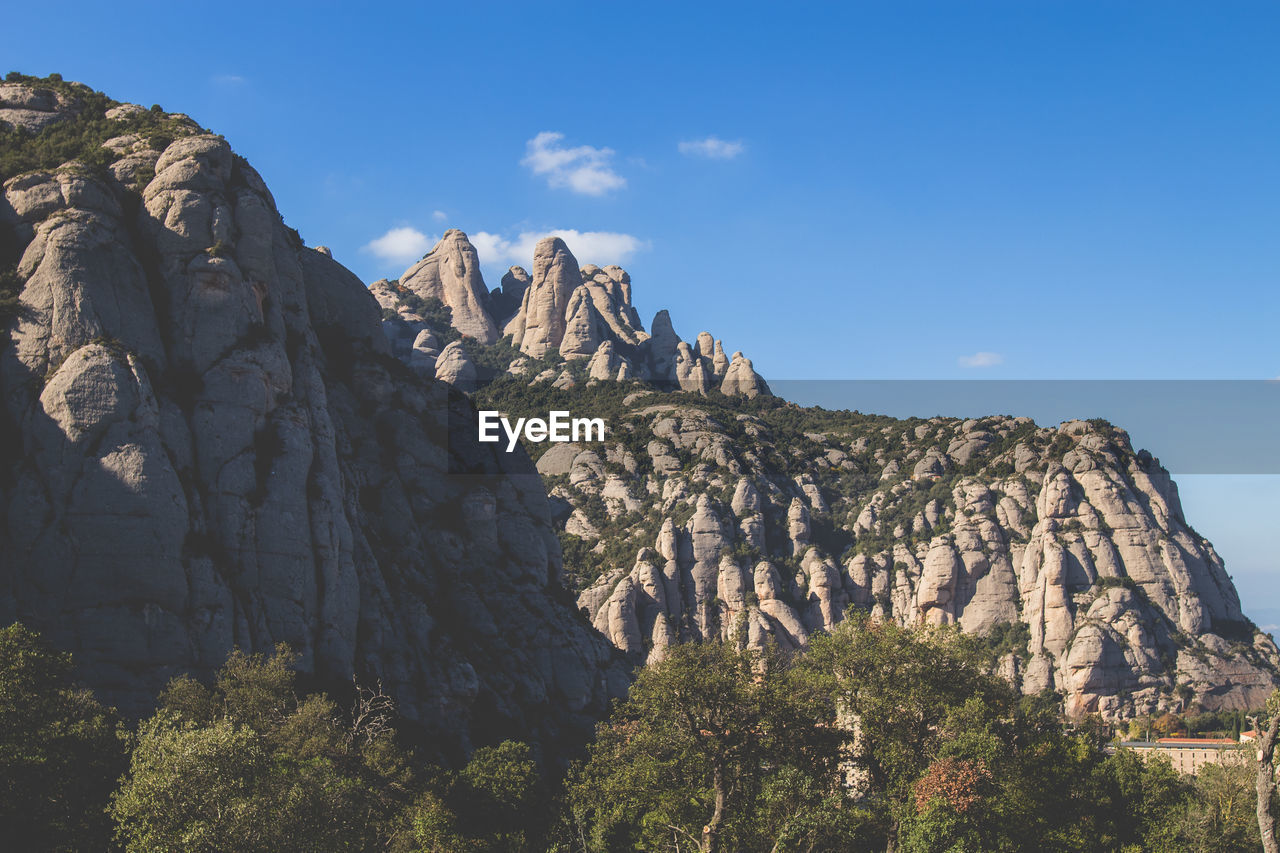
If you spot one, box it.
[0,82,82,131]
[377,232,770,398]
[490,266,530,326]
[0,79,627,757]
[577,263,645,346]
[504,236,581,358]
[646,309,680,379]
[433,339,477,389]
[398,230,499,344]
[505,385,1280,721]
[5,75,1272,744]
[720,352,767,398]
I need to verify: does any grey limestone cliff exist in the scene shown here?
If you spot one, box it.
[0,82,627,757]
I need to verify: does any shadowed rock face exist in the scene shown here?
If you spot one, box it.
[0,109,627,758]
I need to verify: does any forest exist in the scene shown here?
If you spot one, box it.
[3,616,1275,852]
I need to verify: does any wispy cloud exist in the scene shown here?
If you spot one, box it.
[521,132,626,195]
[362,226,434,266]
[678,136,745,159]
[211,74,247,86]
[471,228,649,269]
[432,210,448,222]
[958,351,1004,368]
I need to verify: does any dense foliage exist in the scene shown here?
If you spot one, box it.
[2,619,1276,851]
[0,72,203,183]
[380,283,463,347]
[110,645,417,852]
[566,618,1275,852]
[0,624,125,852]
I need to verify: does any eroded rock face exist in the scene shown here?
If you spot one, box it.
[0,129,626,758]
[433,339,477,388]
[0,82,81,131]
[720,352,768,398]
[567,399,1279,719]
[644,309,681,381]
[490,266,531,327]
[578,264,645,346]
[559,286,609,360]
[674,341,711,394]
[399,230,498,344]
[373,233,770,401]
[505,236,581,357]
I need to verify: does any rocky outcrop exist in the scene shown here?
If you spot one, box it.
[586,340,629,382]
[372,234,769,399]
[710,340,729,379]
[673,341,711,394]
[500,247,649,361]
[504,236,581,357]
[0,101,627,758]
[490,266,530,326]
[398,230,498,344]
[558,285,609,360]
[643,309,681,381]
[720,352,768,398]
[432,339,477,388]
[409,329,441,376]
[578,264,645,345]
[560,394,1280,720]
[0,82,81,131]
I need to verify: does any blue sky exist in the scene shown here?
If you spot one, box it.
[7,1,1278,625]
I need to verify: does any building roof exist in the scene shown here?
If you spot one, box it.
[1155,737,1238,745]
[1120,739,1241,751]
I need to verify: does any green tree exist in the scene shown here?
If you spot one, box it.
[800,613,1102,853]
[110,644,415,852]
[568,641,850,852]
[1083,748,1191,852]
[0,623,126,852]
[409,740,546,852]
[1177,759,1261,852]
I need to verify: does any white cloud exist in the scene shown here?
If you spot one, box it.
[521,132,626,195]
[432,210,448,222]
[471,228,649,269]
[678,136,745,159]
[958,351,1004,368]
[361,227,434,266]
[212,74,247,86]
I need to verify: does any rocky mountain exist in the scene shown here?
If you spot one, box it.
[1,71,1273,753]
[470,379,1280,721]
[361,201,1277,722]
[0,75,627,758]
[372,229,770,398]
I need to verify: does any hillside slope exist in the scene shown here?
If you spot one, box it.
[472,364,1279,720]
[358,203,1278,722]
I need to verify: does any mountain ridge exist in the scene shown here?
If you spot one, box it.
[1,73,1274,747]
[0,76,627,758]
